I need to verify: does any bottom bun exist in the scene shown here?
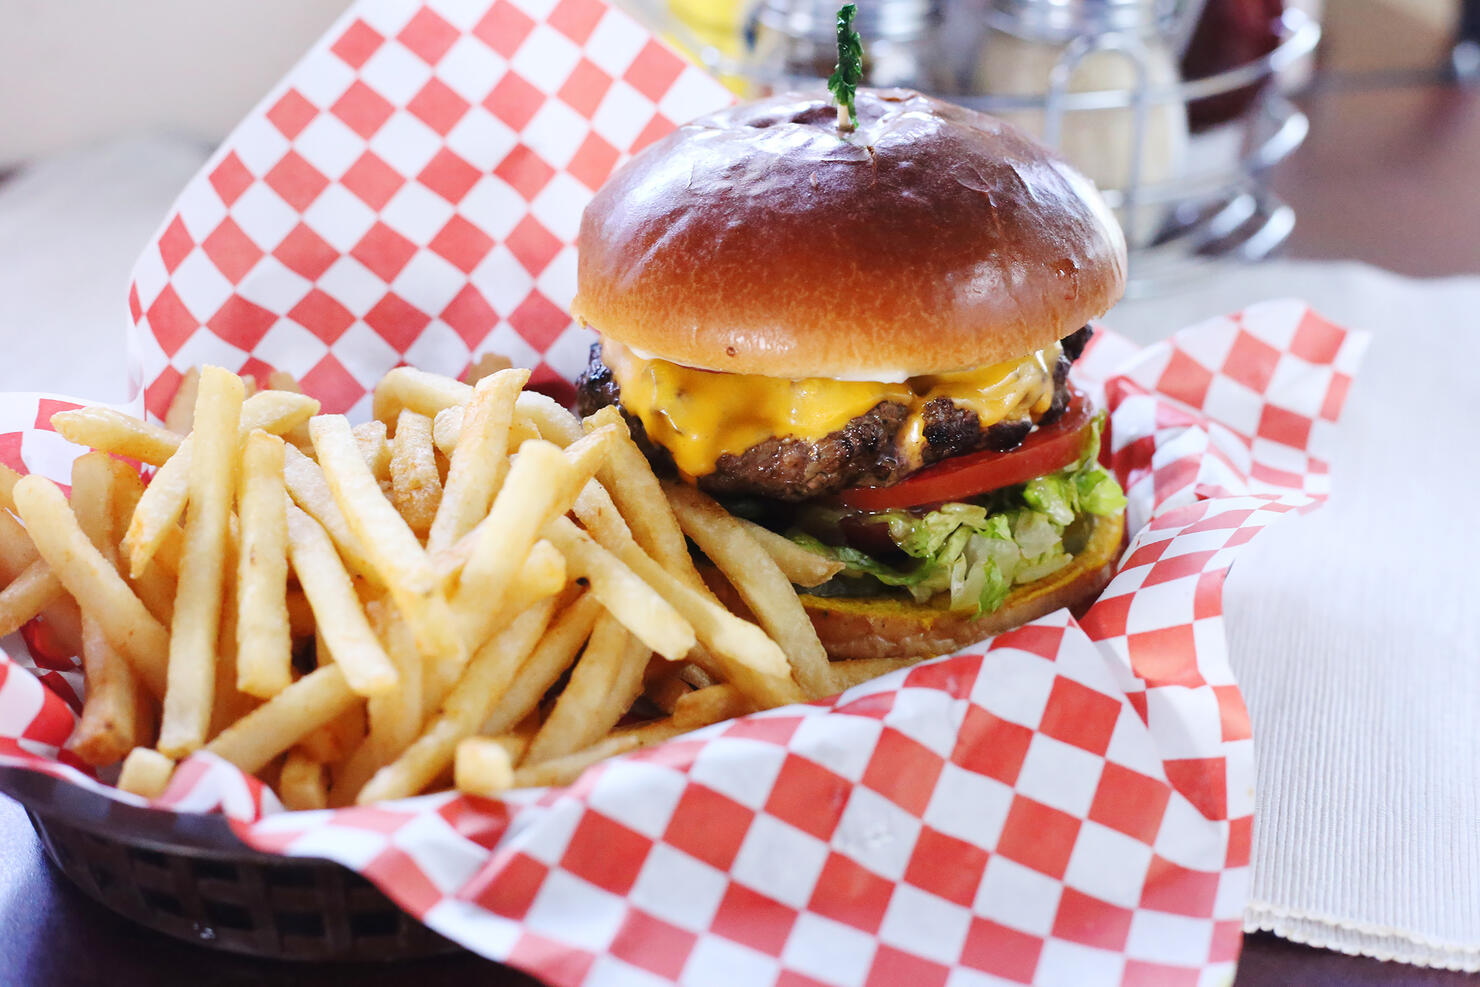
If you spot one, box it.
[800,509,1126,661]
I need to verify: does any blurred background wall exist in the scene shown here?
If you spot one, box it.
[0,0,355,167]
[0,0,1463,168]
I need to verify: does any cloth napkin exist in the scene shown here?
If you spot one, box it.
[0,138,1473,970]
[1114,260,1480,971]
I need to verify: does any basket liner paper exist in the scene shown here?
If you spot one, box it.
[0,1,1368,983]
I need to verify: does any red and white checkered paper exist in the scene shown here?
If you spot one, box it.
[0,1,1369,983]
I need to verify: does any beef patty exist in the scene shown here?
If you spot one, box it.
[575,326,1089,502]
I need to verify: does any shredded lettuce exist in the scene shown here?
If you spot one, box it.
[1023,473,1076,525]
[789,534,929,588]
[792,413,1125,616]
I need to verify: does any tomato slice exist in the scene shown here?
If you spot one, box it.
[837,392,1094,511]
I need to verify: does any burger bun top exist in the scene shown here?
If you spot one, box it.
[573,88,1127,380]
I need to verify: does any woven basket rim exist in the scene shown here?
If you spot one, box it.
[0,765,309,863]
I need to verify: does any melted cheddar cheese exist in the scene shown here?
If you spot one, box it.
[601,339,1062,479]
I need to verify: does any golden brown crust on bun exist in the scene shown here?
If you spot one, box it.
[801,508,1124,660]
[573,88,1126,380]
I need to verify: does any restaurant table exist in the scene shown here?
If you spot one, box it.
[6,21,1480,987]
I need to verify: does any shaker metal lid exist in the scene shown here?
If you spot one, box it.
[985,0,1203,42]
[750,0,938,44]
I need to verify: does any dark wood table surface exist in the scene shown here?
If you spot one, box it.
[6,37,1480,987]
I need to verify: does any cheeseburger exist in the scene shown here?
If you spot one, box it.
[573,88,1128,660]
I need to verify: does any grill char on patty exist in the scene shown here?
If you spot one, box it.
[574,325,1090,502]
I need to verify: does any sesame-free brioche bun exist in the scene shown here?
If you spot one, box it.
[572,88,1127,380]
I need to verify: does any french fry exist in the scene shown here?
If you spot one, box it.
[582,405,704,590]
[644,660,695,714]
[67,614,147,766]
[673,683,753,729]
[72,458,149,727]
[125,390,320,577]
[298,703,366,764]
[117,747,175,799]
[453,736,514,796]
[33,595,86,665]
[0,561,64,640]
[208,543,259,741]
[500,714,541,760]
[152,523,185,575]
[165,366,200,434]
[50,408,182,467]
[477,590,602,737]
[267,371,303,394]
[389,410,442,539]
[0,462,19,514]
[679,662,718,690]
[352,420,392,485]
[827,656,926,691]
[283,421,314,454]
[542,517,696,662]
[241,387,324,430]
[285,505,397,696]
[356,599,557,804]
[515,391,583,446]
[0,533,83,661]
[431,406,462,457]
[279,748,329,811]
[70,452,135,672]
[430,533,568,645]
[34,356,950,809]
[562,489,801,706]
[12,475,168,696]
[450,436,609,653]
[513,537,568,602]
[123,450,190,577]
[372,367,472,426]
[735,517,844,588]
[427,368,528,553]
[511,719,687,790]
[159,366,244,758]
[70,452,118,550]
[433,501,564,579]
[462,351,514,384]
[124,561,175,628]
[205,664,358,774]
[364,606,421,754]
[524,612,649,765]
[236,431,292,698]
[281,444,378,583]
[310,415,460,665]
[666,482,834,698]
[431,403,542,457]
[109,466,175,625]
[2,352,964,811]
[0,510,39,582]
[332,603,423,806]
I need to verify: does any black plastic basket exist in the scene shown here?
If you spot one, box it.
[0,766,461,961]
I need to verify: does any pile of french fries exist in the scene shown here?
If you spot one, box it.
[0,357,924,810]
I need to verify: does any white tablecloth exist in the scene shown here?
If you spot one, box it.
[1115,263,1480,972]
[1,140,1475,970]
